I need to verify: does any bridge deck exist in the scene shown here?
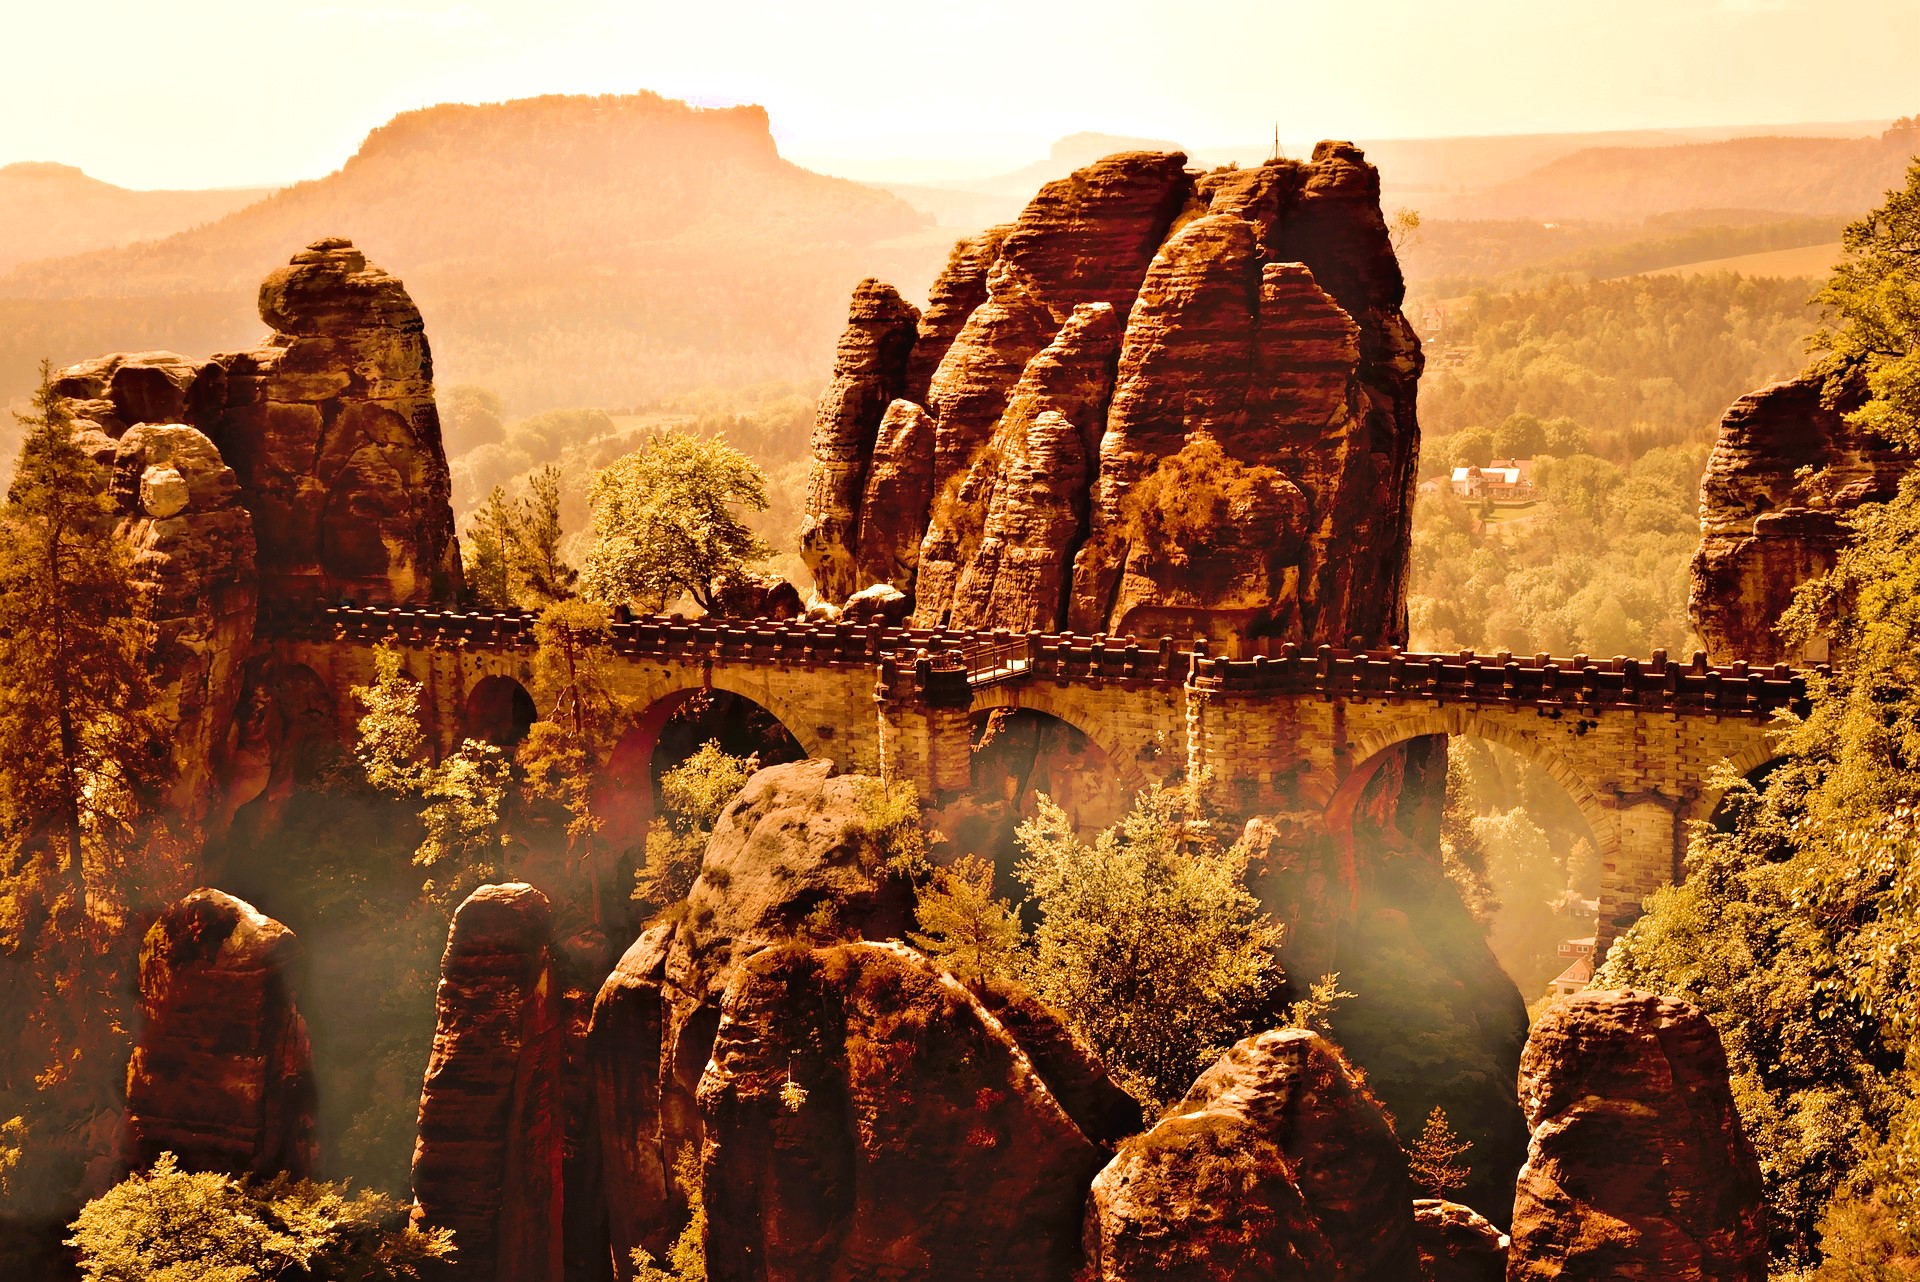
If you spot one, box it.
[261,605,1816,720]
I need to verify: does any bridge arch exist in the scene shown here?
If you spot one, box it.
[463,675,537,747]
[967,683,1158,794]
[1324,706,1625,882]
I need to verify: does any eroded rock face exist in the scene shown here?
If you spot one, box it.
[108,425,258,827]
[1081,1028,1418,1282]
[121,888,315,1179]
[53,240,463,612]
[1690,368,1904,662]
[587,760,915,1277]
[1413,1200,1508,1282]
[411,882,563,1282]
[1508,989,1766,1282]
[800,143,1421,652]
[798,281,922,603]
[698,941,1112,1282]
[219,237,461,608]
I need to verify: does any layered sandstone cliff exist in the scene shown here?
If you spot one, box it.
[798,143,1422,652]
[50,238,463,831]
[1690,367,1905,662]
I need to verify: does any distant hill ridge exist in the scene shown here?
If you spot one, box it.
[0,162,269,274]
[0,90,942,414]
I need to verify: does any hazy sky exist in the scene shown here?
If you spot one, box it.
[4,0,1916,189]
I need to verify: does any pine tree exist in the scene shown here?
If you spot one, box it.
[1405,1106,1473,1197]
[909,855,1022,985]
[0,364,165,934]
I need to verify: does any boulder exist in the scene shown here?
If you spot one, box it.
[1689,367,1904,663]
[1413,1199,1508,1282]
[797,280,922,602]
[410,882,563,1282]
[587,760,914,1278]
[1081,1028,1419,1282]
[697,941,1112,1282]
[1507,989,1766,1282]
[121,889,315,1179]
[710,568,804,620]
[842,581,911,624]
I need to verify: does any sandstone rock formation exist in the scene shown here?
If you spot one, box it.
[121,888,315,1179]
[587,760,916,1275]
[698,941,1114,1282]
[411,882,564,1282]
[1690,367,1904,662]
[797,280,921,603]
[1413,1200,1508,1282]
[48,238,465,835]
[798,142,1421,651]
[1508,989,1766,1282]
[109,425,258,827]
[53,239,462,613]
[1080,1028,1418,1282]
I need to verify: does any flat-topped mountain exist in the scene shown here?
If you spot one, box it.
[0,92,941,414]
[0,161,269,273]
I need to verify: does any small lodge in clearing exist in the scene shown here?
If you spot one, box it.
[1450,457,1537,503]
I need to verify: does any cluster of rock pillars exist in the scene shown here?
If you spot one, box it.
[55,136,1884,1280]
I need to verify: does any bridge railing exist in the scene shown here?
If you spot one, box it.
[1192,644,1814,718]
[256,604,1814,717]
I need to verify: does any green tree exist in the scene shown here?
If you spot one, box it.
[581,432,771,613]
[352,644,511,908]
[1405,1106,1473,1198]
[519,600,625,920]
[0,365,167,928]
[1493,411,1545,459]
[67,1152,452,1282]
[1815,158,1920,450]
[1015,783,1283,1107]
[908,855,1023,985]
[632,740,758,906]
[461,466,576,610]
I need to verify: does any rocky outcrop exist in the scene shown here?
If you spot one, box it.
[1508,989,1766,1282]
[121,888,315,1179]
[218,237,460,607]
[1081,1028,1418,1282]
[799,142,1421,653]
[1413,1200,1508,1282]
[698,940,1114,1282]
[849,400,937,594]
[798,281,922,603]
[587,760,916,1277]
[411,882,563,1282]
[52,239,463,614]
[108,425,258,827]
[1690,367,1903,662]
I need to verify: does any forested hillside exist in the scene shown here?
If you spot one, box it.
[0,163,268,273]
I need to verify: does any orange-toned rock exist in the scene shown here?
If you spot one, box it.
[698,941,1112,1282]
[905,228,1004,402]
[797,280,922,603]
[1414,1199,1508,1282]
[121,889,315,1179]
[410,882,563,1282]
[1689,367,1903,663]
[849,399,937,595]
[1081,1028,1418,1282]
[1508,989,1766,1282]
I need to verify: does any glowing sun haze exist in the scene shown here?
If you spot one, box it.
[5,0,1916,190]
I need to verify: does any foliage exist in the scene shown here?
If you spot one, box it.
[908,855,1024,985]
[66,1152,452,1282]
[1815,159,1920,450]
[351,645,510,907]
[1405,1106,1473,1198]
[1115,437,1286,556]
[462,465,578,609]
[1282,972,1356,1036]
[633,740,758,907]
[1015,783,1283,1107]
[1601,162,1920,1269]
[581,431,771,613]
[854,777,934,883]
[630,1149,705,1282]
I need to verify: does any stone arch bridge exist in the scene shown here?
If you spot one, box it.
[262,605,1809,952]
